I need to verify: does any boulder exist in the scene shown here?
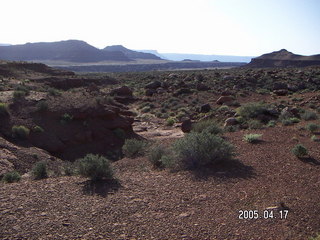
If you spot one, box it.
[181,119,192,133]
[173,88,192,96]
[273,89,288,96]
[145,81,161,89]
[145,89,156,96]
[110,86,133,97]
[224,117,238,127]
[216,96,235,105]
[200,104,211,113]
[196,83,210,91]
[273,82,288,90]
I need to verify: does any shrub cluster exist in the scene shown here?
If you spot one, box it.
[32,161,48,180]
[77,154,113,181]
[243,133,262,143]
[236,102,267,120]
[292,144,308,158]
[2,171,21,183]
[191,119,222,135]
[173,131,234,169]
[12,125,30,139]
[122,139,147,158]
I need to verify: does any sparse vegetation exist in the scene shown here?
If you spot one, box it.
[77,154,114,181]
[2,171,21,183]
[36,101,48,112]
[191,119,222,135]
[48,87,61,96]
[301,110,318,121]
[292,144,308,158]
[165,117,176,126]
[236,102,267,120]
[306,123,320,133]
[33,125,44,133]
[243,133,262,143]
[13,90,26,100]
[173,131,234,169]
[122,139,147,158]
[113,128,126,140]
[12,125,30,139]
[60,113,73,124]
[0,103,9,116]
[32,161,48,180]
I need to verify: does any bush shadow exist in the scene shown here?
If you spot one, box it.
[81,178,121,197]
[191,159,256,181]
[299,156,320,166]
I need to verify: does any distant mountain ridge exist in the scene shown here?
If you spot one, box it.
[104,45,161,60]
[0,40,162,63]
[139,51,254,63]
[246,49,320,67]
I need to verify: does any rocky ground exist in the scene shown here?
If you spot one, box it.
[1,61,320,239]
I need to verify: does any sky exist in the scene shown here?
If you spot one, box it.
[1,0,320,56]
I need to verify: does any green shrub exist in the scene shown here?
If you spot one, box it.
[33,125,44,133]
[289,117,300,123]
[60,113,73,124]
[281,118,294,126]
[148,144,167,168]
[306,123,319,133]
[12,125,30,139]
[32,161,48,180]
[36,101,48,112]
[77,154,113,181]
[267,120,276,127]
[309,233,320,240]
[311,135,319,142]
[173,131,234,169]
[2,171,21,183]
[292,144,308,158]
[122,139,147,158]
[62,162,76,176]
[191,119,222,135]
[0,103,9,116]
[113,128,126,139]
[15,85,30,95]
[247,119,263,129]
[236,102,267,119]
[48,88,61,96]
[13,90,26,100]
[165,117,176,126]
[301,111,318,121]
[243,133,262,143]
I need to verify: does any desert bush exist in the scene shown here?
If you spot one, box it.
[13,90,26,100]
[281,118,294,126]
[122,139,147,158]
[2,171,21,183]
[243,133,262,143]
[267,120,276,127]
[247,119,263,129]
[15,85,30,95]
[173,131,234,169]
[292,144,308,158]
[32,161,48,180]
[301,111,318,121]
[48,88,61,96]
[306,123,320,133]
[165,117,176,126]
[191,119,222,135]
[62,162,76,176]
[236,102,267,119]
[77,154,113,181]
[12,125,30,139]
[60,113,73,124]
[311,135,319,142]
[148,144,167,168]
[0,103,9,116]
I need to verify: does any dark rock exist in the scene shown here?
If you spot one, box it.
[181,119,192,133]
[200,104,211,113]
[145,81,161,89]
[273,82,288,90]
[196,83,210,91]
[216,96,235,105]
[224,117,238,127]
[110,86,133,97]
[273,89,288,96]
[173,88,192,96]
[145,89,156,96]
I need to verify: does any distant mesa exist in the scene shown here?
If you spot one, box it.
[0,40,162,63]
[103,45,162,60]
[246,49,320,68]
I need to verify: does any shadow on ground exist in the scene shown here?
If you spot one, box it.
[81,179,121,197]
[191,159,256,181]
[299,156,320,165]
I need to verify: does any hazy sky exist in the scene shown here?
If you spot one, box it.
[1,0,319,56]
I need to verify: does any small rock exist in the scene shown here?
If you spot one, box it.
[216,96,235,105]
[224,117,238,127]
